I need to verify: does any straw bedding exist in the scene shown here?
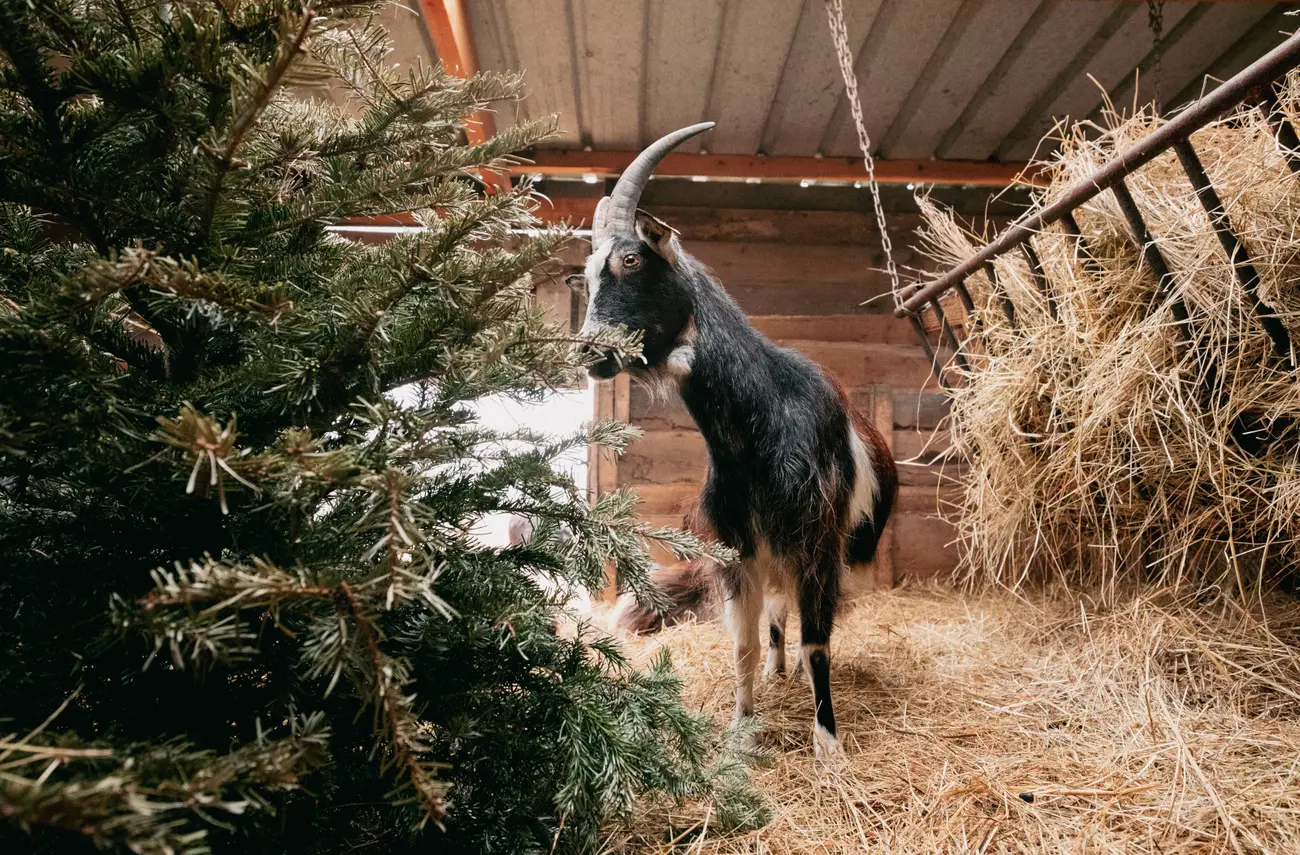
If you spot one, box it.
[912,77,1300,594]
[607,585,1300,854]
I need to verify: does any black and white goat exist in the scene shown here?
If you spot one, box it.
[576,123,897,756]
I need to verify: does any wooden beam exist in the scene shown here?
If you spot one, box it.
[519,149,1040,187]
[588,374,631,601]
[418,0,509,192]
[870,385,895,590]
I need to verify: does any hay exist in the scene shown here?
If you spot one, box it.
[605,585,1300,854]
[914,75,1300,594]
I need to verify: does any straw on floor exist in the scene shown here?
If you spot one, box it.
[605,585,1300,854]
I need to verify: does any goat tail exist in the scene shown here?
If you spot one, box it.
[613,558,718,635]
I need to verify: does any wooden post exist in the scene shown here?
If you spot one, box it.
[588,374,631,601]
[870,385,895,590]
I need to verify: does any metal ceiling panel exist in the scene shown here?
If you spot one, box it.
[1104,2,1276,120]
[880,0,1044,158]
[1172,5,1295,105]
[937,0,1118,160]
[572,0,647,149]
[644,0,727,153]
[435,0,1297,170]
[818,0,967,159]
[497,0,584,146]
[761,0,885,157]
[702,0,807,154]
[995,1,1199,161]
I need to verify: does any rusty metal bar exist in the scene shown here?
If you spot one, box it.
[907,312,951,390]
[1174,138,1294,368]
[986,262,1015,327]
[1109,178,1194,344]
[1259,85,1300,173]
[1058,210,1102,275]
[931,298,971,374]
[900,30,1300,317]
[1021,240,1057,320]
[954,279,977,316]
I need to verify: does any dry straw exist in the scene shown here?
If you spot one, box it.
[915,73,1300,596]
[606,585,1300,854]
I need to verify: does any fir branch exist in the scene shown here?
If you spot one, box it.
[0,714,331,855]
[331,582,447,827]
[197,7,316,242]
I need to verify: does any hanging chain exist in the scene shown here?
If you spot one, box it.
[824,0,903,311]
[1147,0,1166,111]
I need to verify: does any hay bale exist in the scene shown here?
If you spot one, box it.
[916,77,1300,594]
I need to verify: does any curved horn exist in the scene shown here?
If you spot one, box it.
[593,122,715,246]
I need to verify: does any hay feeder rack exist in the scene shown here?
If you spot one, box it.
[899,30,1300,395]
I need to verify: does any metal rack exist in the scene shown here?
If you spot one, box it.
[898,31,1300,391]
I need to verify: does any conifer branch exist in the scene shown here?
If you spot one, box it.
[197,7,316,242]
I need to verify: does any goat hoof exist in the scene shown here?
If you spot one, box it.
[812,724,842,760]
[762,661,785,681]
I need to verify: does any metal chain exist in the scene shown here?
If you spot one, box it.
[823,0,903,311]
[1147,0,1166,110]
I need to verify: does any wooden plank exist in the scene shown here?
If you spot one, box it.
[895,428,952,463]
[622,430,707,485]
[644,0,727,153]
[589,375,630,601]
[689,241,909,315]
[571,0,646,149]
[775,341,939,391]
[881,0,1044,159]
[523,149,1040,186]
[871,385,895,589]
[637,207,927,247]
[632,481,700,518]
[629,357,945,432]
[893,505,960,580]
[588,379,618,500]
[898,460,969,488]
[893,391,950,430]
[531,274,572,331]
[761,0,886,156]
[752,314,917,346]
[702,0,807,155]
[613,372,630,424]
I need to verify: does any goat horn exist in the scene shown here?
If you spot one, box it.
[593,122,715,246]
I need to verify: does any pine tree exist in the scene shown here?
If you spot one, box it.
[0,2,766,852]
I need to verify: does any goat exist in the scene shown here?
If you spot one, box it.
[575,123,898,757]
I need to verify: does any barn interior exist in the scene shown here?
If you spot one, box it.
[335,2,1300,852]
[341,0,1294,582]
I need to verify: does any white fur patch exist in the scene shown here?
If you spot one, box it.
[813,722,842,758]
[848,427,880,525]
[577,243,612,338]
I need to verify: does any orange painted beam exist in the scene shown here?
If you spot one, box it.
[520,150,1042,187]
[419,0,509,192]
[335,196,596,231]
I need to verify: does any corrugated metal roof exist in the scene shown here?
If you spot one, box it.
[456,0,1295,162]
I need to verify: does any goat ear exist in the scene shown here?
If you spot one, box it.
[634,209,681,264]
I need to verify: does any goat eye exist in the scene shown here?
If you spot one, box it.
[621,253,641,270]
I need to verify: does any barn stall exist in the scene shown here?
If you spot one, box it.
[337,2,1300,852]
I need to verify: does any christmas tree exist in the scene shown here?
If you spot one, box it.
[0,1,764,852]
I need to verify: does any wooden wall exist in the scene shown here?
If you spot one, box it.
[540,204,966,587]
